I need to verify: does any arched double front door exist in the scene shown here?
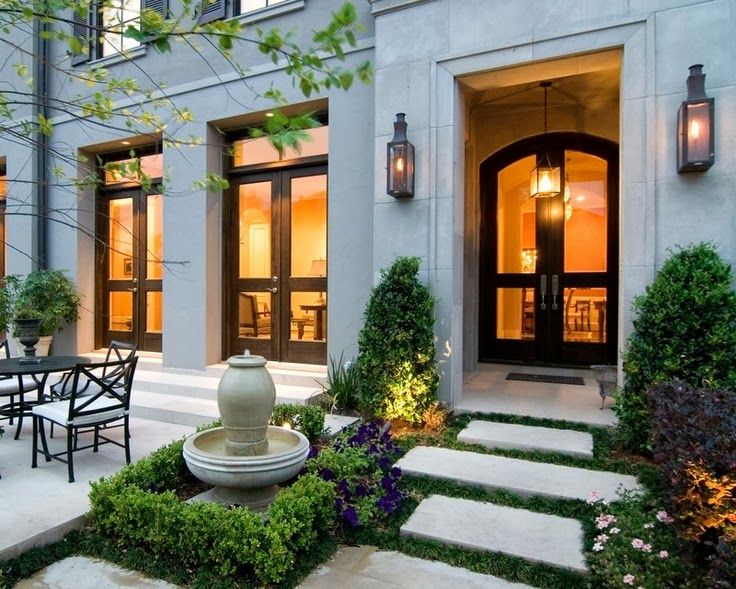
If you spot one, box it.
[479,133,618,365]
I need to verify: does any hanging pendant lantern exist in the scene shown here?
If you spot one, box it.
[530,82,561,198]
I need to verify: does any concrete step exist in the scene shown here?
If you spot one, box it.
[298,545,535,589]
[458,420,594,459]
[401,495,587,572]
[396,446,639,503]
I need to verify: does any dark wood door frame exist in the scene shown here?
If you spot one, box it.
[223,162,328,364]
[95,187,163,352]
[479,132,619,366]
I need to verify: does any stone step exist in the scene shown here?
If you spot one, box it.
[396,446,639,503]
[401,495,587,572]
[130,389,356,434]
[458,420,594,459]
[298,545,535,589]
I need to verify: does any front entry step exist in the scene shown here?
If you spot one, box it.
[458,420,594,459]
[400,495,587,572]
[396,446,639,503]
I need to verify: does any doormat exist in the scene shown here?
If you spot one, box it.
[506,373,585,386]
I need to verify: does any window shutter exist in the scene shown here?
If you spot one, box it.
[198,0,226,24]
[70,3,92,65]
[142,0,169,18]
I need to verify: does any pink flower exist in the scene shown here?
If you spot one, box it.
[656,510,674,524]
[659,550,669,559]
[592,542,604,552]
[595,533,609,543]
[610,527,620,534]
[596,513,617,529]
[623,574,635,585]
[642,543,652,553]
[643,523,654,529]
[587,490,601,505]
[631,538,644,549]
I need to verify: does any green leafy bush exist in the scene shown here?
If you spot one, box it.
[321,353,360,412]
[587,490,699,588]
[270,403,325,442]
[356,257,438,423]
[617,243,736,452]
[88,436,335,586]
[648,381,736,582]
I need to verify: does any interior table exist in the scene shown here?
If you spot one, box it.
[300,303,327,340]
[0,355,92,439]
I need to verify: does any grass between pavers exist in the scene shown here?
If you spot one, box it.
[0,530,339,589]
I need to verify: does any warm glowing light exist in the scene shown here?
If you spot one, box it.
[265,112,275,118]
[565,202,573,221]
[121,140,131,145]
[521,248,537,273]
[539,171,553,193]
[689,120,700,139]
[281,421,292,430]
[576,195,585,202]
[396,157,404,172]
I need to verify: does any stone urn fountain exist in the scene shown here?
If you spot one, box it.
[183,352,309,510]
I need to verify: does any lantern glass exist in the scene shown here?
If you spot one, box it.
[676,65,715,173]
[387,141,414,197]
[530,164,560,198]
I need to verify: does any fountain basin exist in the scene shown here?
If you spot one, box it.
[183,425,309,509]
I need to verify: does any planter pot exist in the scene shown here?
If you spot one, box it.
[591,364,617,409]
[9,335,52,358]
[13,318,42,364]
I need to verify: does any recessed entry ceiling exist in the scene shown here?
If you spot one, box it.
[461,49,621,112]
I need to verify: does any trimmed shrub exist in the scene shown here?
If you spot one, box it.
[88,436,335,586]
[270,403,325,442]
[356,257,438,423]
[648,382,736,547]
[617,243,736,452]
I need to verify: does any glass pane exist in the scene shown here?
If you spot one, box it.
[239,182,271,278]
[497,156,536,273]
[109,292,133,332]
[564,151,607,273]
[291,175,327,277]
[101,0,141,57]
[238,291,271,339]
[146,194,163,279]
[233,126,328,167]
[686,102,712,161]
[109,198,133,279]
[496,288,534,341]
[563,287,607,343]
[240,0,288,13]
[291,292,327,342]
[146,291,162,333]
[104,153,163,185]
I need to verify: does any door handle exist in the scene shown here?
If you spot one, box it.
[128,287,138,293]
[265,287,278,294]
[551,274,559,310]
[539,274,547,310]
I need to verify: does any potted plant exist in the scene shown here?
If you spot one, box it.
[0,270,81,356]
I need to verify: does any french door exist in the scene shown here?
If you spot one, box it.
[479,133,618,365]
[225,165,327,364]
[97,189,163,351]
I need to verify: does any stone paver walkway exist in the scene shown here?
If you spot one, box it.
[401,495,588,572]
[397,445,638,503]
[458,420,594,458]
[299,545,534,588]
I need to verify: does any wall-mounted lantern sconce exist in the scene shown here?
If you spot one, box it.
[677,64,715,173]
[387,113,415,198]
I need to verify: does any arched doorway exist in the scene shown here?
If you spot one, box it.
[479,132,618,365]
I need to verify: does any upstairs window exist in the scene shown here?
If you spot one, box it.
[71,0,167,65]
[198,0,301,24]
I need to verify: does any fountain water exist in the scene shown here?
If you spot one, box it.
[183,352,310,510]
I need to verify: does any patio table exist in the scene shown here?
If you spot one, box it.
[0,356,92,439]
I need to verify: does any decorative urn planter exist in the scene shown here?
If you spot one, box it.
[591,364,618,409]
[14,318,42,364]
[217,351,276,456]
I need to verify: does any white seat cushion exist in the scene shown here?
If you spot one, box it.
[0,376,39,395]
[32,396,126,426]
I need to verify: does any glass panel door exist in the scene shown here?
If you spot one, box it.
[480,134,617,365]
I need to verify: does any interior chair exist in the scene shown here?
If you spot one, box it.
[573,299,592,331]
[564,288,576,333]
[290,310,315,340]
[0,339,39,439]
[239,293,271,337]
[31,355,139,483]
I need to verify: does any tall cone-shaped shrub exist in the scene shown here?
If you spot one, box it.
[356,257,438,423]
[617,242,736,452]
